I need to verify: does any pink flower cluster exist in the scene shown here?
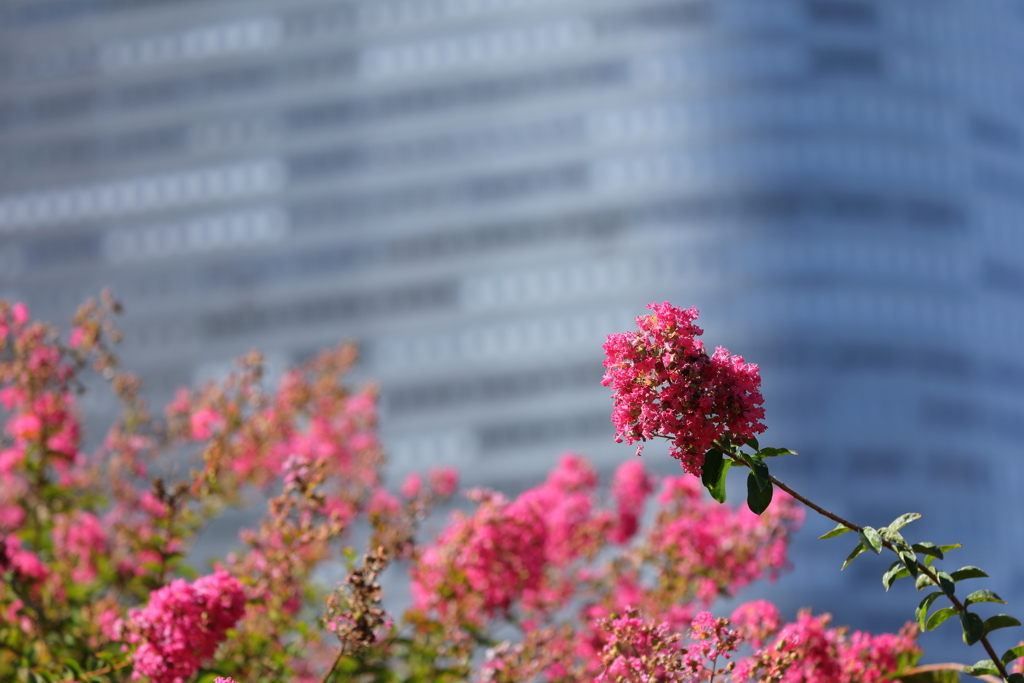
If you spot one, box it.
[123,571,246,683]
[733,612,919,683]
[602,303,766,475]
[645,475,803,604]
[597,606,918,683]
[596,609,687,683]
[411,455,617,625]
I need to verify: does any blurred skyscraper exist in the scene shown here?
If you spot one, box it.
[2,0,1024,645]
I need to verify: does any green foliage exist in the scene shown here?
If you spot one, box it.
[960,612,984,646]
[701,449,730,504]
[883,561,911,591]
[962,659,999,676]
[912,543,945,561]
[888,513,922,531]
[745,472,773,515]
[898,668,961,683]
[965,590,1005,607]
[926,607,958,632]
[859,526,883,555]
[756,447,797,458]
[819,522,852,540]
[950,567,989,583]
[1001,645,1024,665]
[982,615,1021,637]
[916,592,944,632]
[842,543,867,570]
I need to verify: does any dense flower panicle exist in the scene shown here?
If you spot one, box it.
[730,600,781,649]
[411,455,617,626]
[596,609,689,683]
[52,511,108,584]
[603,303,766,475]
[733,612,919,683]
[646,475,804,603]
[124,571,246,683]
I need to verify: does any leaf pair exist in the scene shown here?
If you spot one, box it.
[701,448,774,515]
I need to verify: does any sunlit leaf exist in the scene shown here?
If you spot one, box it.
[965,590,1005,607]
[883,561,910,591]
[889,513,922,531]
[860,526,883,554]
[819,522,852,540]
[982,614,1021,637]
[842,543,867,571]
[708,460,730,504]
[950,566,988,582]
[926,607,958,631]
[962,659,999,676]
[917,592,944,632]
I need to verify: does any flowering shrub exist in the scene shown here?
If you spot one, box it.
[0,295,1006,683]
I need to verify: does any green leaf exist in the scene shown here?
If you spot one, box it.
[917,592,944,631]
[936,571,957,597]
[819,523,853,540]
[912,543,944,560]
[1001,645,1024,665]
[745,437,760,451]
[860,526,883,554]
[746,473,773,514]
[757,447,797,458]
[883,561,910,591]
[702,449,724,489]
[916,573,935,590]
[61,660,84,677]
[966,590,1006,607]
[1008,674,1024,683]
[961,612,984,645]
[899,670,961,683]
[748,455,770,491]
[707,460,731,504]
[889,513,922,531]
[842,543,867,570]
[926,607,958,631]
[962,659,1000,676]
[899,550,919,578]
[983,614,1021,636]
[950,566,988,582]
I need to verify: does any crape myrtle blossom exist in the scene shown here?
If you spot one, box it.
[731,612,919,683]
[603,303,766,476]
[412,454,805,680]
[596,608,918,683]
[121,571,246,683]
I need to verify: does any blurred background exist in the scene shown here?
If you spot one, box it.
[2,0,1024,656]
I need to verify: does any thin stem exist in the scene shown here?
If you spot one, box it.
[767,475,862,533]
[321,643,345,683]
[708,651,719,683]
[759,466,1011,681]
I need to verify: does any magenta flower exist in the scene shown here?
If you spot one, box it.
[124,571,246,683]
[603,303,766,476]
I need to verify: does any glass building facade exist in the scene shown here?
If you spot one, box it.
[3,0,1024,644]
